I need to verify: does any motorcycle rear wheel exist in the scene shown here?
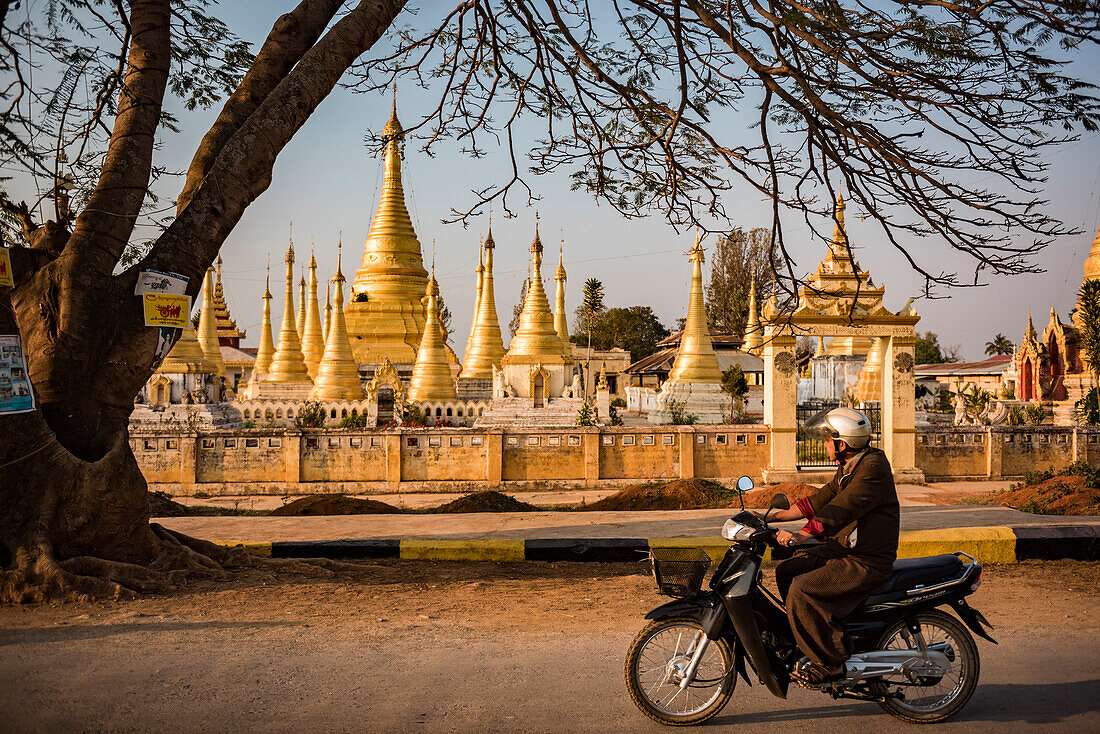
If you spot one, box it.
[869,609,979,724]
[624,615,735,726]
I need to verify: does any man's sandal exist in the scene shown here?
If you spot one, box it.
[791,662,846,687]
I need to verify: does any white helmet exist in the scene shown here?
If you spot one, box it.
[807,407,873,449]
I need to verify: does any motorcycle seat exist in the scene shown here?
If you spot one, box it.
[868,554,964,596]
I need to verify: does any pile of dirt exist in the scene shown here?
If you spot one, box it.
[991,475,1100,516]
[582,479,735,511]
[432,491,540,513]
[742,482,818,509]
[270,494,404,516]
[147,492,248,517]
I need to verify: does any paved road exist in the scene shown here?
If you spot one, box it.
[1,562,1096,733]
[158,505,1100,544]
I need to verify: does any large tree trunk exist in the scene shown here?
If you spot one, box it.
[1,0,407,602]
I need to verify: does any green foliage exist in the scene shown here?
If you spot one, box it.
[666,396,698,425]
[293,401,327,428]
[576,305,669,361]
[242,419,256,429]
[1075,387,1100,426]
[610,397,627,408]
[1077,279,1100,384]
[705,227,775,335]
[402,404,427,427]
[576,402,596,426]
[607,403,624,426]
[1007,405,1027,426]
[339,413,371,429]
[1020,462,1100,489]
[984,333,1014,356]
[933,387,953,412]
[955,381,992,414]
[1025,404,1046,425]
[721,364,749,421]
[915,331,958,365]
[573,278,606,337]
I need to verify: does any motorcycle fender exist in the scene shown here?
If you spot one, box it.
[951,599,998,644]
[645,597,729,641]
[734,640,752,688]
[721,567,788,700]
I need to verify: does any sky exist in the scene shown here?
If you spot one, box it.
[19,2,1100,362]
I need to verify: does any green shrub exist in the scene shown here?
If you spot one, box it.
[1006,406,1026,426]
[1075,387,1100,426]
[576,403,596,426]
[339,413,370,429]
[1025,404,1045,425]
[242,419,256,429]
[610,397,627,408]
[293,401,327,428]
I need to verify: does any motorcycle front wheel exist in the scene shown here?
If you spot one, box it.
[624,615,735,726]
[869,609,980,724]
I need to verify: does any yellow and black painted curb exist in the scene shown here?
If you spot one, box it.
[215,524,1095,563]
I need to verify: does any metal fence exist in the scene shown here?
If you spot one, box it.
[796,402,881,469]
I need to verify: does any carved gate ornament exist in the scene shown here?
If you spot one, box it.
[893,353,914,374]
[774,351,797,377]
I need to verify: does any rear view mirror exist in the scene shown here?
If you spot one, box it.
[736,475,754,493]
[770,493,790,511]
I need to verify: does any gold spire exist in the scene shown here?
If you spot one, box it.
[300,244,326,379]
[667,234,722,385]
[196,266,226,378]
[157,321,216,375]
[296,270,306,338]
[346,91,431,364]
[407,267,458,402]
[742,276,763,355]
[460,227,507,378]
[463,238,485,365]
[264,240,312,384]
[502,220,574,366]
[854,336,886,403]
[323,279,332,345]
[311,243,364,400]
[1084,226,1100,282]
[554,239,570,348]
[210,254,245,345]
[815,336,826,358]
[254,258,276,376]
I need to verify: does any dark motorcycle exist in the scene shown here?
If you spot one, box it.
[625,476,995,725]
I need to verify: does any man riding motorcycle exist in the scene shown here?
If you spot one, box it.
[762,407,900,686]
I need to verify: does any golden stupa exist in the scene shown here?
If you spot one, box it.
[157,321,216,375]
[211,255,245,346]
[300,246,327,380]
[462,239,485,366]
[502,222,573,367]
[554,243,570,349]
[854,336,886,403]
[345,95,434,364]
[253,260,276,377]
[666,235,722,385]
[263,241,312,384]
[742,276,763,355]
[1084,227,1100,282]
[459,227,507,379]
[196,266,226,378]
[407,270,458,402]
[323,279,332,345]
[295,271,306,339]
[310,245,365,401]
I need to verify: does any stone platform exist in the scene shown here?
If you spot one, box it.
[475,396,584,427]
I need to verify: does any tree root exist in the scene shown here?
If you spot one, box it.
[1,524,374,604]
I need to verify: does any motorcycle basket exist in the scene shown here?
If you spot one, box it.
[650,547,712,597]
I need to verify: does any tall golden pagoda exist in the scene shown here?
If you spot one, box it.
[502,222,574,367]
[157,321,216,375]
[742,276,763,355]
[460,227,507,379]
[345,95,432,364]
[253,260,276,377]
[407,270,458,402]
[854,336,886,403]
[462,239,485,365]
[196,266,226,378]
[554,242,570,348]
[323,279,332,345]
[310,244,365,401]
[666,235,722,385]
[300,245,326,379]
[263,241,312,385]
[296,271,306,339]
[210,255,245,347]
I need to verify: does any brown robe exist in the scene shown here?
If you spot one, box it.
[776,447,900,671]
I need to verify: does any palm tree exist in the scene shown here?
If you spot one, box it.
[984,333,1014,356]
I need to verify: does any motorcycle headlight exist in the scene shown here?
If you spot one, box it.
[721,518,756,542]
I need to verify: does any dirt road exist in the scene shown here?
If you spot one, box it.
[1,561,1097,733]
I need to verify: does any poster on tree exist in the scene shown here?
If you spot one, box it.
[0,335,35,414]
[0,247,12,287]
